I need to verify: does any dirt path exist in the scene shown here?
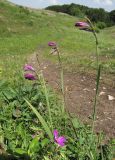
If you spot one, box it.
[28,52,115,141]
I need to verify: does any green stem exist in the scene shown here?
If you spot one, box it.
[92,30,99,69]
[96,41,99,68]
[68,111,78,138]
[85,16,99,68]
[35,54,53,132]
[85,17,101,134]
[56,48,65,113]
[42,76,53,132]
[92,64,101,134]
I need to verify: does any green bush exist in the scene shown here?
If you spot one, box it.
[96,21,107,29]
[19,6,30,15]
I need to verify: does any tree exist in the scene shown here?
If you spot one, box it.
[68,5,81,16]
[45,3,114,27]
[110,10,115,23]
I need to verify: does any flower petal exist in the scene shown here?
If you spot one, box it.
[56,136,66,147]
[48,42,57,47]
[24,73,36,80]
[24,64,35,71]
[53,129,58,139]
[75,22,89,28]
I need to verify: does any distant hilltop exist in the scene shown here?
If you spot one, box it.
[46,3,115,27]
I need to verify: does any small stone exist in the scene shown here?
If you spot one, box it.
[99,91,105,96]
[100,119,104,122]
[107,117,112,120]
[104,112,108,115]
[96,116,99,119]
[103,87,106,90]
[65,86,68,91]
[108,95,115,101]
[43,66,47,69]
[83,88,90,92]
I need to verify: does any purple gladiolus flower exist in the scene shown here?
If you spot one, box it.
[24,73,36,80]
[24,64,35,71]
[53,130,66,147]
[48,42,57,47]
[75,22,89,28]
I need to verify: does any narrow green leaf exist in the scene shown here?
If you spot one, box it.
[28,137,40,154]
[41,138,50,148]
[72,118,80,129]
[24,99,53,141]
[44,156,50,160]
[15,148,27,155]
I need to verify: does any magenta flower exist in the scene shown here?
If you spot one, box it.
[48,42,57,47]
[75,22,89,28]
[24,64,35,71]
[24,73,36,80]
[53,130,66,147]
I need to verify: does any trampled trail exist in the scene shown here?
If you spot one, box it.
[28,52,115,141]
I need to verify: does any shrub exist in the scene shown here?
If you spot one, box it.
[19,6,30,15]
[96,21,107,29]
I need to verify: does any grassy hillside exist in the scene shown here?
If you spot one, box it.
[0,0,115,81]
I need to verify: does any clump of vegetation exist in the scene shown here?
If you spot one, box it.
[0,64,114,160]
[19,6,30,15]
[0,1,115,159]
[96,22,107,29]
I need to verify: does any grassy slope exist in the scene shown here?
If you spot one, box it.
[0,0,115,83]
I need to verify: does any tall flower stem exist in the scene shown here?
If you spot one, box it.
[85,17,99,68]
[92,64,101,133]
[35,54,53,132]
[56,47,65,114]
[85,17,101,134]
[56,47,78,137]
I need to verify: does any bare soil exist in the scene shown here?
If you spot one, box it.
[28,52,115,141]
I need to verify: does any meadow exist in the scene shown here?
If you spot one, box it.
[0,1,115,159]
